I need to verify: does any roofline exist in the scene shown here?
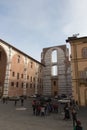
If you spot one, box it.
[66,36,87,43]
[0,39,44,66]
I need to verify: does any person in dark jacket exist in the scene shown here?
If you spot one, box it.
[21,97,24,106]
[64,103,70,120]
[72,107,77,127]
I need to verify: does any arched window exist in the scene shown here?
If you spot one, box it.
[79,68,87,79]
[84,68,87,78]
[82,47,87,58]
[52,50,57,63]
[51,65,57,76]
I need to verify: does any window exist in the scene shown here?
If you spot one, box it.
[16,82,19,87]
[11,82,14,86]
[21,82,23,88]
[30,76,32,82]
[52,50,57,63]
[84,69,87,78]
[31,62,33,68]
[79,69,87,79]
[51,65,58,76]
[26,83,28,88]
[30,83,32,88]
[85,70,87,77]
[21,74,23,78]
[82,47,87,58]
[0,82,1,86]
[17,73,19,79]
[54,81,56,86]
[33,77,35,82]
[18,55,20,63]
[12,72,15,77]
[27,75,29,79]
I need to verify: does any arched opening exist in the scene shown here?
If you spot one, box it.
[52,50,57,63]
[51,65,57,76]
[0,45,7,97]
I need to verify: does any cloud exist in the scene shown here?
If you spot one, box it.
[0,0,87,61]
[62,0,87,37]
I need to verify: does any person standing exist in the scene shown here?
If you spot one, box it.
[14,100,17,106]
[72,107,77,127]
[32,100,36,115]
[41,105,45,116]
[21,97,24,106]
[64,103,70,120]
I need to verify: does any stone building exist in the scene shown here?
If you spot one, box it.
[0,39,44,98]
[66,36,87,106]
[41,45,72,97]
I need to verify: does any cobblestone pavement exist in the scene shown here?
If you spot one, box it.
[0,98,87,130]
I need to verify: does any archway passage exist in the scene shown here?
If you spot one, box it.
[0,46,7,97]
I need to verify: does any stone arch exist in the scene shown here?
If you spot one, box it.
[43,46,66,96]
[0,45,7,96]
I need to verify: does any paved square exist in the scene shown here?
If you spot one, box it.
[0,98,87,130]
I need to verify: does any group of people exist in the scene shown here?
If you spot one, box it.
[32,98,83,130]
[32,99,58,116]
[63,100,83,130]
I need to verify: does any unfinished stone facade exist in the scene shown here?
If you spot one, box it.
[41,45,72,97]
[0,39,43,97]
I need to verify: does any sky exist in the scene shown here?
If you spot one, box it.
[0,0,87,61]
